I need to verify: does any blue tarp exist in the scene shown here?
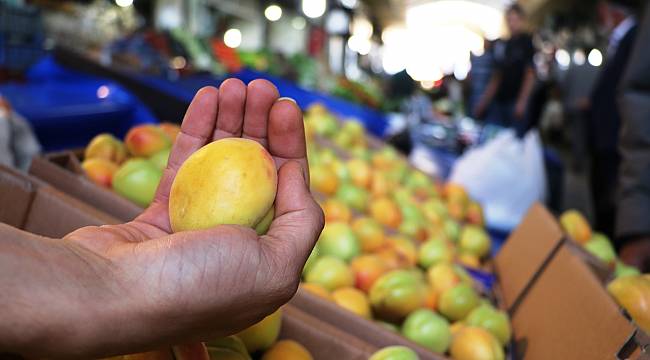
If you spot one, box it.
[106,66,390,137]
[0,56,157,151]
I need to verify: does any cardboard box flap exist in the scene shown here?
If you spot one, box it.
[30,155,143,222]
[0,165,41,228]
[24,187,120,238]
[511,245,635,360]
[291,289,447,360]
[281,305,376,360]
[495,203,564,311]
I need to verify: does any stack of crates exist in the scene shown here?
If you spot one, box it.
[0,2,44,73]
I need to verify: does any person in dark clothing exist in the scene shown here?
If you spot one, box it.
[587,0,639,240]
[616,3,650,271]
[473,4,536,132]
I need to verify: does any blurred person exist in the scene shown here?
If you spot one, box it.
[0,96,40,171]
[616,4,650,271]
[0,80,324,358]
[473,4,536,133]
[587,0,639,239]
[560,47,600,171]
[468,38,495,118]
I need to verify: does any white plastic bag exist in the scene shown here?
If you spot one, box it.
[449,129,547,231]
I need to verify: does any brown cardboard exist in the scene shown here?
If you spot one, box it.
[564,239,613,283]
[0,166,38,228]
[30,153,143,222]
[494,203,564,311]
[0,165,119,238]
[23,186,119,238]
[280,305,377,360]
[290,289,446,360]
[510,244,636,360]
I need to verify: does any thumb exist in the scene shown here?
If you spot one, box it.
[263,161,324,272]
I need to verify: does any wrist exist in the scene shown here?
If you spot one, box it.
[0,227,126,357]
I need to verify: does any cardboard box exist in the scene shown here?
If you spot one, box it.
[494,204,564,312]
[510,243,635,359]
[29,152,143,222]
[0,165,119,237]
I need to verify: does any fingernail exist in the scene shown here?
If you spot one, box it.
[278,97,297,104]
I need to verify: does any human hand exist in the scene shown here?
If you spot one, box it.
[39,79,323,358]
[620,237,650,273]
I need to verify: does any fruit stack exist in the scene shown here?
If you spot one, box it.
[301,104,509,360]
[81,123,180,207]
[106,308,315,360]
[559,210,649,337]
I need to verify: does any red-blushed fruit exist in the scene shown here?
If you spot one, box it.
[322,198,353,223]
[399,219,429,242]
[172,342,210,360]
[381,235,418,268]
[159,122,181,142]
[369,270,427,322]
[450,327,504,360]
[351,254,390,293]
[125,124,172,157]
[237,309,282,353]
[427,263,472,296]
[81,158,118,188]
[352,217,386,252]
[466,201,484,226]
[369,197,402,228]
[85,133,128,165]
[262,340,313,360]
[332,287,372,319]
[424,285,438,311]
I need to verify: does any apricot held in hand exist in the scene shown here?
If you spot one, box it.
[169,138,277,232]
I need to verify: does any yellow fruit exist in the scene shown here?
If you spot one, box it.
[322,198,352,223]
[300,283,333,301]
[169,138,277,232]
[332,287,372,319]
[81,158,118,188]
[450,327,504,360]
[262,340,313,360]
[237,309,283,353]
[559,209,592,244]
[310,163,339,195]
[369,197,402,229]
[607,275,650,333]
[351,217,386,252]
[85,133,128,164]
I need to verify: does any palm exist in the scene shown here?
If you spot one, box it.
[62,79,322,349]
